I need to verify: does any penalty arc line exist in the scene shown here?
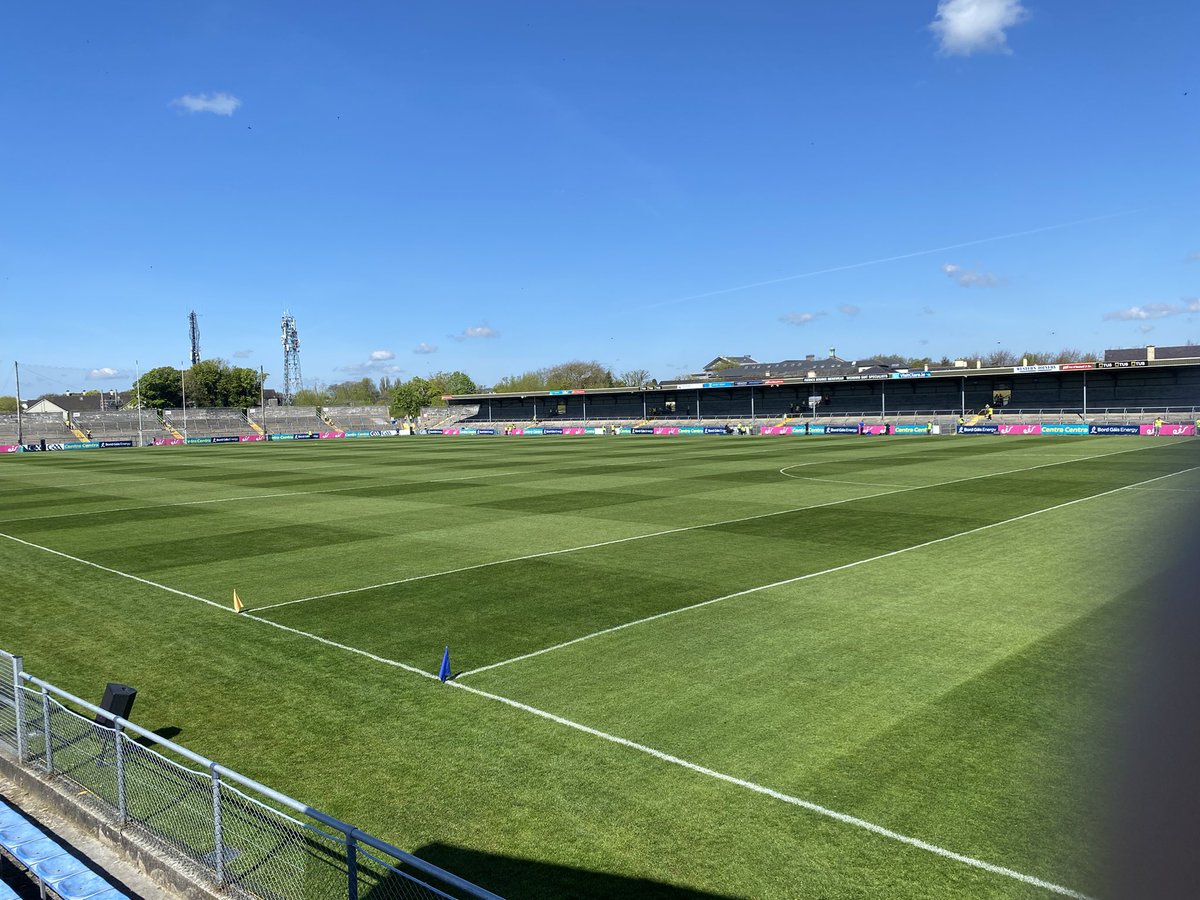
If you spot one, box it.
[457,463,1200,677]
[254,439,1179,612]
[447,679,1094,900]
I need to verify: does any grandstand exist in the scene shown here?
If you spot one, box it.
[0,413,73,444]
[323,405,394,430]
[72,410,148,442]
[248,405,323,435]
[162,407,250,438]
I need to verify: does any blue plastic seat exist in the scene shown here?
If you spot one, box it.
[0,881,21,900]
[52,870,121,900]
[0,807,25,828]
[8,835,66,868]
[0,820,43,849]
[33,851,91,885]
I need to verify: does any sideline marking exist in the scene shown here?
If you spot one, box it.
[458,464,1200,676]
[0,531,229,612]
[256,440,1177,612]
[9,468,1193,897]
[446,679,1094,900]
[0,531,440,681]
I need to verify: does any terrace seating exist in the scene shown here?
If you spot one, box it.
[163,407,251,438]
[0,413,73,444]
[71,410,147,442]
[0,797,129,899]
[323,405,394,430]
[248,405,324,435]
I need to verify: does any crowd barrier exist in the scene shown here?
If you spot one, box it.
[0,647,500,900]
[3,421,1195,454]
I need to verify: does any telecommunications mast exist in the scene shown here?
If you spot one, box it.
[281,313,303,405]
[189,310,201,365]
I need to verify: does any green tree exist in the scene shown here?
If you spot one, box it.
[390,377,437,417]
[292,388,329,407]
[326,378,382,405]
[222,366,263,407]
[132,366,183,409]
[0,396,17,413]
[424,370,477,398]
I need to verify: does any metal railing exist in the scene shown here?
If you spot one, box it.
[0,648,502,900]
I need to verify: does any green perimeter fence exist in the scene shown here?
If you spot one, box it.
[0,647,502,900]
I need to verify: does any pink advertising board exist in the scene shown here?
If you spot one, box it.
[239,434,267,442]
[0,444,18,453]
[154,437,185,446]
[997,423,1042,435]
[653,427,680,435]
[759,426,795,435]
[319,431,346,439]
[1141,423,1196,436]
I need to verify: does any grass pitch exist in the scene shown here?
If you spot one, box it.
[1,434,1196,898]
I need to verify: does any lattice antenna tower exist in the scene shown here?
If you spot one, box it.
[189,310,201,365]
[281,313,303,405]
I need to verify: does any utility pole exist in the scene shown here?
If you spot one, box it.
[14,362,22,445]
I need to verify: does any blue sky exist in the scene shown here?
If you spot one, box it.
[1,1,1197,397]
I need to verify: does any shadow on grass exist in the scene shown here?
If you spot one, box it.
[134,725,182,747]
[369,842,745,900]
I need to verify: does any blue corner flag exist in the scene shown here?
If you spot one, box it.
[438,646,451,683]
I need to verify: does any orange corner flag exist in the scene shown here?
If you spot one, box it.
[233,590,245,614]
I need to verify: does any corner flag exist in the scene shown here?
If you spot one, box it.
[233,591,245,614]
[438,646,451,682]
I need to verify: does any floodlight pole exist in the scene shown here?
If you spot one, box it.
[14,362,23,445]
[1082,371,1087,420]
[136,360,143,447]
[181,365,188,438]
[259,366,266,435]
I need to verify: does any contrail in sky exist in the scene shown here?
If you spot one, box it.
[638,210,1132,310]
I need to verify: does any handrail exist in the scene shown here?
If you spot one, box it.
[20,672,503,900]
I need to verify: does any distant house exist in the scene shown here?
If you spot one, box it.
[1104,344,1200,363]
[673,353,893,385]
[24,390,132,416]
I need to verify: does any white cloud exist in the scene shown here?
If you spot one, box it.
[413,342,438,355]
[942,263,1003,287]
[337,361,404,376]
[451,325,498,341]
[1188,298,1200,312]
[1104,303,1183,321]
[1137,324,1155,334]
[232,349,253,359]
[930,0,1029,56]
[87,367,121,380]
[780,312,825,326]
[1186,250,1200,263]
[838,304,860,317]
[369,350,395,361]
[171,92,242,116]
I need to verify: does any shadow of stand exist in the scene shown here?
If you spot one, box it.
[362,842,746,900]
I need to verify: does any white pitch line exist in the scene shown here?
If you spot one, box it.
[0,516,1100,898]
[7,467,1185,898]
[0,529,440,681]
[256,440,1174,612]
[457,464,1200,676]
[446,679,1094,900]
[0,531,229,612]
